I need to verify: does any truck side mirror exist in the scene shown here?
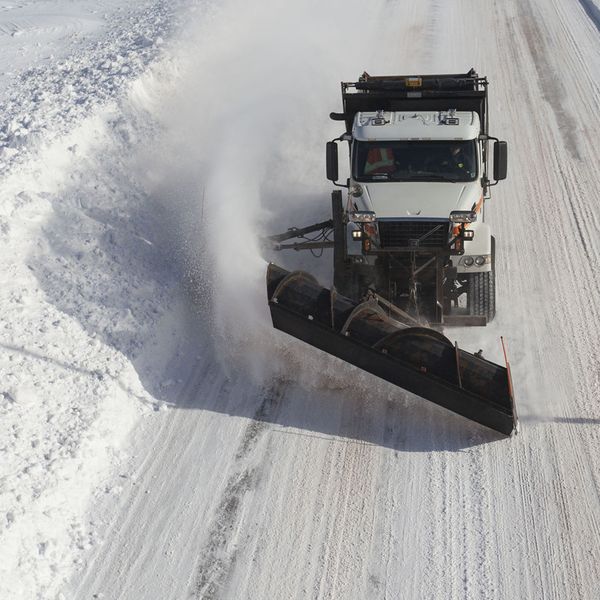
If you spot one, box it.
[493,141,508,181]
[326,141,339,182]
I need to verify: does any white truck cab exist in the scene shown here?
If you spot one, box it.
[346,109,492,275]
[325,70,508,325]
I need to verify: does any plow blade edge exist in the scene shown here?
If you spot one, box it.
[267,264,518,436]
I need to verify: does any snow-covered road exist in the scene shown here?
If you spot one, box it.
[1,0,599,598]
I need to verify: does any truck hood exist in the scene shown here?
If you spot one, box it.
[359,182,481,219]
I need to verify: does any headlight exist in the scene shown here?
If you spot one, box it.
[450,210,477,223]
[350,211,376,223]
[461,255,490,267]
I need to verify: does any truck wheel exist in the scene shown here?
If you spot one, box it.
[467,236,496,323]
[467,270,495,322]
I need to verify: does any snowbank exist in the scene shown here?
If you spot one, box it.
[0,1,192,597]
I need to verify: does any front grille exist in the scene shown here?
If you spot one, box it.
[378,220,450,249]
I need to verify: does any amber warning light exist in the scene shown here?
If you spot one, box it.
[405,77,422,88]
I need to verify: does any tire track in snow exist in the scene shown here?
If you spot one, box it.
[192,384,283,600]
[504,0,600,420]
[550,0,600,115]
[494,2,600,595]
[462,442,494,600]
[70,354,218,599]
[423,431,452,600]
[515,1,600,528]
[316,441,376,597]
[421,424,495,600]
[577,0,600,32]
[422,0,446,68]
[517,0,582,160]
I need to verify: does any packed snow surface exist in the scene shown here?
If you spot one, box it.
[1,0,599,598]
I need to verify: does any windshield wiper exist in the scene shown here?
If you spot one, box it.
[365,173,461,183]
[388,174,459,183]
[415,174,459,183]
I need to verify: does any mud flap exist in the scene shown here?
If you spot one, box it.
[267,263,518,436]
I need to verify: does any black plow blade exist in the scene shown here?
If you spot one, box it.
[266,264,518,436]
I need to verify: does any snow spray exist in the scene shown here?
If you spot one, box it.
[146,0,387,384]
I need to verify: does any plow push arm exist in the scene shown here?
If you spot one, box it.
[264,219,335,252]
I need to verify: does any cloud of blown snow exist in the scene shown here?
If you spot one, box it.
[135,0,388,381]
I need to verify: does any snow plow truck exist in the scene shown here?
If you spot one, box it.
[265,69,518,436]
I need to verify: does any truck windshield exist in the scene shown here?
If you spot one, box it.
[353,140,478,183]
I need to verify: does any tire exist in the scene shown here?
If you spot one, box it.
[466,236,496,323]
[467,270,495,322]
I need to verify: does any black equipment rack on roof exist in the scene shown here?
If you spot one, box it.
[333,68,489,135]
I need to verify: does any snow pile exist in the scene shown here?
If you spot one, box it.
[0,2,194,597]
[0,98,181,596]
[0,0,183,173]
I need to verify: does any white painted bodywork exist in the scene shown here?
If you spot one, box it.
[357,180,481,218]
[353,110,480,141]
[349,110,491,272]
